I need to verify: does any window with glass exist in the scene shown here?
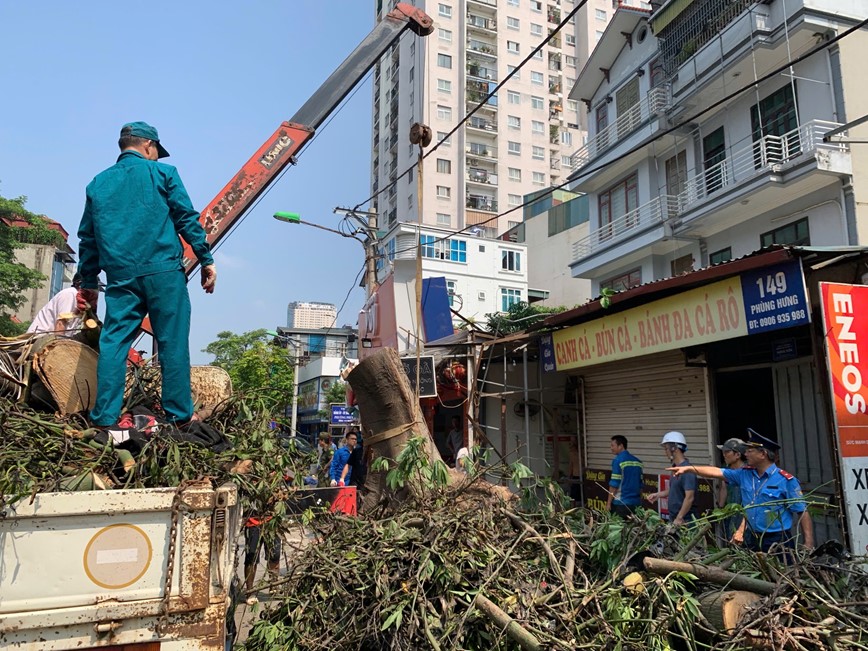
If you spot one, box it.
[533,50,543,60]
[501,249,522,271]
[600,269,641,293]
[509,194,522,206]
[761,217,810,247]
[565,55,576,67]
[446,279,458,307]
[531,95,544,109]
[501,288,522,311]
[531,0,542,11]
[508,0,519,5]
[438,28,452,42]
[532,171,545,185]
[598,172,638,238]
[531,71,544,86]
[387,238,396,261]
[595,8,607,20]
[709,247,732,265]
[436,158,451,173]
[437,79,452,93]
[509,167,521,181]
[531,22,543,36]
[507,65,519,79]
[507,16,520,29]
[436,185,451,198]
[507,41,519,54]
[532,145,545,159]
[561,131,572,146]
[437,213,451,226]
[437,53,452,69]
[437,131,451,146]
[437,105,452,120]
[508,115,521,129]
[508,91,521,104]
[508,141,521,154]
[703,127,726,194]
[565,33,576,46]
[420,235,467,262]
[532,120,544,134]
[438,3,452,17]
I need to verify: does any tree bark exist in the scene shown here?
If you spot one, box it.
[642,557,777,595]
[347,348,443,509]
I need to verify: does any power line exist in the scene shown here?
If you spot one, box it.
[382,13,868,259]
[352,0,591,212]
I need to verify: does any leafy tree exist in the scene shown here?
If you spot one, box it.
[317,380,347,420]
[0,192,64,336]
[483,301,566,336]
[203,329,295,415]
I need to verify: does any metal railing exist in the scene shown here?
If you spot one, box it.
[571,195,680,261]
[468,15,497,31]
[468,116,497,132]
[681,120,845,206]
[570,120,848,263]
[467,39,496,56]
[467,168,498,185]
[570,85,670,172]
[467,195,498,212]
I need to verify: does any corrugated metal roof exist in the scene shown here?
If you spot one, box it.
[539,245,868,331]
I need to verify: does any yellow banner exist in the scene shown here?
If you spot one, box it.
[553,277,748,370]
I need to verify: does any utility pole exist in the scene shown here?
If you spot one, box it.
[333,207,379,298]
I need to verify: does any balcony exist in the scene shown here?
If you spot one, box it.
[467,62,498,82]
[570,85,670,173]
[467,14,497,32]
[680,120,849,210]
[467,143,497,159]
[547,5,561,23]
[467,39,497,58]
[571,195,680,261]
[467,116,497,133]
[569,120,850,267]
[468,0,497,7]
[467,195,498,212]
[467,167,498,186]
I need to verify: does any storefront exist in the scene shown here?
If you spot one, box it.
[540,246,868,546]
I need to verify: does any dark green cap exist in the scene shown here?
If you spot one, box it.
[121,121,170,158]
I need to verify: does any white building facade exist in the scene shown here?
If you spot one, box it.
[370,0,614,235]
[565,0,868,294]
[377,222,529,339]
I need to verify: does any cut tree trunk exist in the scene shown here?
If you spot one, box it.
[697,590,762,632]
[31,337,99,415]
[347,348,443,510]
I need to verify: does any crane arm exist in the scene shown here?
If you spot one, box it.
[180,3,433,274]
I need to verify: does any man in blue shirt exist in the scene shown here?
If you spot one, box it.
[330,431,358,487]
[78,122,216,428]
[668,429,814,553]
[607,435,643,517]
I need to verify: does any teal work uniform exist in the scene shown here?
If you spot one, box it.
[78,150,213,425]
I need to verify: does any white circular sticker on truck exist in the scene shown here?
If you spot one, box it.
[83,523,153,589]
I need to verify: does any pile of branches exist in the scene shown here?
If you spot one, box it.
[0,393,312,526]
[244,452,868,651]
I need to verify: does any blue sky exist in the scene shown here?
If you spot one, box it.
[0,1,378,363]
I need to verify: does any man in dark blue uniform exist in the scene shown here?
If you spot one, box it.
[606,435,643,517]
[78,122,216,428]
[668,429,814,554]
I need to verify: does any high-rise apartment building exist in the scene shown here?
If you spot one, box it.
[371,0,613,236]
[286,301,337,329]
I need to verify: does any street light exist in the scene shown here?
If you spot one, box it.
[266,329,303,437]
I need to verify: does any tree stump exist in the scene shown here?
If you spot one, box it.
[697,590,762,633]
[347,348,443,509]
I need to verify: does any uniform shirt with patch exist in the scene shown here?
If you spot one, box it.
[609,450,643,506]
[721,463,806,533]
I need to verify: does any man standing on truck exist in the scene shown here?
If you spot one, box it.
[77,122,217,428]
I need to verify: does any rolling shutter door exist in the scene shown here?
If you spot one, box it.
[582,350,711,476]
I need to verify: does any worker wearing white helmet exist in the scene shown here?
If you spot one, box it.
[646,431,697,525]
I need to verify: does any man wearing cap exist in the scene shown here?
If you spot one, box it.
[717,437,747,542]
[669,429,814,554]
[77,122,216,428]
